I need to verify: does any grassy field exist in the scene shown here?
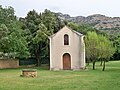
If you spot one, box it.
[0,61,120,90]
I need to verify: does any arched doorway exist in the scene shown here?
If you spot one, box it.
[63,53,71,70]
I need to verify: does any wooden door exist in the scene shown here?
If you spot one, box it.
[63,53,71,70]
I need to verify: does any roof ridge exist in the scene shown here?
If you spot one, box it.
[49,26,84,38]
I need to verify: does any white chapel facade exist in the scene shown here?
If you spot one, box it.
[49,26,85,70]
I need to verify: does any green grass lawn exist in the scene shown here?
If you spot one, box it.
[0,61,120,90]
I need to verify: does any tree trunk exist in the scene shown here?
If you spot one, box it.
[93,60,96,70]
[35,44,42,66]
[35,50,41,66]
[102,60,106,71]
[100,59,103,66]
[36,52,41,66]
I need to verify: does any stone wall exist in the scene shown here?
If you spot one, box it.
[0,59,19,69]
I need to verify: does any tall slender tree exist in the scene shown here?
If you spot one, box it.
[98,35,115,71]
[85,31,99,70]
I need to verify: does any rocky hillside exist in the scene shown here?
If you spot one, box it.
[56,13,120,31]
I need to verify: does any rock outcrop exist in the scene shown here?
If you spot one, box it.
[56,13,120,30]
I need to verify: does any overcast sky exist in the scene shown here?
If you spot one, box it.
[1,0,120,17]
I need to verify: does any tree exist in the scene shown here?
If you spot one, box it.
[32,23,50,66]
[0,22,29,59]
[98,35,115,71]
[8,21,30,58]
[85,31,115,70]
[0,6,29,59]
[0,5,17,44]
[85,31,99,70]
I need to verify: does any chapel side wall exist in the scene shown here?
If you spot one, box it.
[49,37,53,70]
[79,36,86,69]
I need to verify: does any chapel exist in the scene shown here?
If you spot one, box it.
[49,26,85,70]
